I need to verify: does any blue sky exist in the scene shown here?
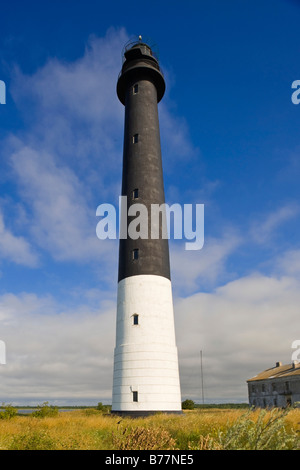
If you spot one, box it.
[0,0,300,405]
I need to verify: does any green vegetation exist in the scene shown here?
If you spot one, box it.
[194,403,249,409]
[0,403,17,420]
[182,399,195,410]
[96,402,111,413]
[31,402,59,418]
[0,405,299,450]
[216,408,299,450]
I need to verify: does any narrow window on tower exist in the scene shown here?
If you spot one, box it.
[133,134,139,144]
[132,188,139,200]
[133,314,139,325]
[133,391,138,402]
[133,83,138,94]
[132,249,139,260]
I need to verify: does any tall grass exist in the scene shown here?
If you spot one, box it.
[0,407,299,450]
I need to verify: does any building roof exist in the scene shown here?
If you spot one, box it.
[247,362,300,382]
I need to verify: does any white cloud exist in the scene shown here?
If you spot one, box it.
[250,204,299,244]
[9,143,105,262]
[170,230,241,295]
[4,29,130,263]
[0,291,115,404]
[12,28,126,127]
[0,209,39,267]
[276,249,300,277]
[1,267,298,405]
[175,272,300,402]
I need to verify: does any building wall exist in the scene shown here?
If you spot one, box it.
[248,376,300,408]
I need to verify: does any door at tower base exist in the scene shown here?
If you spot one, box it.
[112,275,182,415]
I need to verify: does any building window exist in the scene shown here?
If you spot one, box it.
[133,314,139,325]
[133,188,139,199]
[272,383,276,392]
[132,249,139,260]
[133,134,139,144]
[262,384,265,392]
[133,84,138,94]
[133,391,138,402]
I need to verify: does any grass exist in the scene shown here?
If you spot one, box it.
[0,407,299,450]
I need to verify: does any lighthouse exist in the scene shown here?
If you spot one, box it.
[111,37,182,416]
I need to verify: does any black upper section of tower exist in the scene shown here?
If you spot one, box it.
[117,41,165,105]
[117,40,170,282]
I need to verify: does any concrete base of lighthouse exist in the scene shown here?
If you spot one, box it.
[111,275,182,416]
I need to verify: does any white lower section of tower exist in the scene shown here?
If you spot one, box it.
[112,275,182,414]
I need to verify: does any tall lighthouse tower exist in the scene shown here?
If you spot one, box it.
[112,37,182,416]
